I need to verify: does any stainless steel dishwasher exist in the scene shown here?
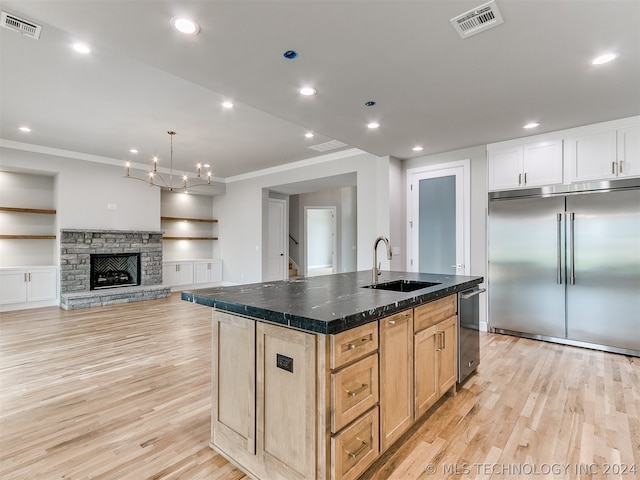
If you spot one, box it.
[458,286,485,385]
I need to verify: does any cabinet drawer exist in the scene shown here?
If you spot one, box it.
[331,353,379,433]
[330,321,378,370]
[331,407,379,480]
[414,295,457,332]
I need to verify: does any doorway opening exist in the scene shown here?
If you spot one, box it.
[305,207,336,277]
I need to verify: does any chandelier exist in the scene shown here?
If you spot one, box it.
[124,131,212,192]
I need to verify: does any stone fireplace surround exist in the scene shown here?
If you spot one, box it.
[60,229,171,309]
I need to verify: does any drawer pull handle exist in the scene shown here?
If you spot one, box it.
[346,440,368,459]
[346,383,369,397]
[347,337,370,350]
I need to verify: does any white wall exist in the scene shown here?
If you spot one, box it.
[1,147,160,232]
[216,150,389,284]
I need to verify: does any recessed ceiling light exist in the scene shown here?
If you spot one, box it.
[305,132,314,138]
[171,16,200,34]
[19,126,31,132]
[298,86,317,96]
[367,122,381,129]
[591,52,619,65]
[204,164,210,168]
[523,122,541,129]
[412,146,424,152]
[72,42,91,54]
[129,149,138,154]
[222,101,234,109]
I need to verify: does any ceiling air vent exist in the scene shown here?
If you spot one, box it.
[308,140,348,152]
[450,1,503,39]
[1,11,42,39]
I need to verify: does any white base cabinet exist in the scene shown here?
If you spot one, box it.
[0,267,58,311]
[163,259,222,289]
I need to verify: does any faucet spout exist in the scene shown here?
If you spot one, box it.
[372,236,392,285]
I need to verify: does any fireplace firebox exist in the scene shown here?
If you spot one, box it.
[90,253,141,290]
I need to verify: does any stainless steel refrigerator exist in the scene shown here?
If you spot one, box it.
[488,178,640,356]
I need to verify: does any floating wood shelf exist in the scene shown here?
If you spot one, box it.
[163,236,219,241]
[0,207,57,215]
[0,235,56,240]
[160,216,218,223]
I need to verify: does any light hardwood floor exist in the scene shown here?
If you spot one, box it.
[1,294,638,480]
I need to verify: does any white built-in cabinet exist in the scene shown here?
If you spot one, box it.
[163,259,222,289]
[194,260,223,285]
[488,138,563,191]
[565,124,640,182]
[488,116,639,191]
[0,267,58,309]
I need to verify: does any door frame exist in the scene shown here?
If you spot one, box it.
[406,159,471,275]
[304,206,337,277]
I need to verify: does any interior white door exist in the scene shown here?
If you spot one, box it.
[266,199,286,281]
[407,161,470,275]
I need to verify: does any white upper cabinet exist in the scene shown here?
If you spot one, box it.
[488,138,563,191]
[617,125,640,178]
[488,116,640,191]
[565,122,640,182]
[565,129,617,182]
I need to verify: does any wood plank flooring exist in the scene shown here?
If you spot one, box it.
[1,294,638,479]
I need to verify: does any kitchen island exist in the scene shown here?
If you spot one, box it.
[183,270,483,480]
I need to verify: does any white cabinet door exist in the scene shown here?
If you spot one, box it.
[523,139,563,187]
[163,262,193,286]
[0,269,28,305]
[566,130,617,182]
[27,268,57,302]
[193,261,209,284]
[209,260,222,283]
[163,262,179,286]
[177,262,193,285]
[194,260,223,284]
[617,125,640,178]
[488,147,523,191]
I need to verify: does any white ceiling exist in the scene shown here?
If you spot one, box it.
[1,0,639,182]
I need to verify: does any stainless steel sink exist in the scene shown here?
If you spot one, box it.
[363,279,441,292]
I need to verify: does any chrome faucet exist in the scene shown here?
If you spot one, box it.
[372,236,392,284]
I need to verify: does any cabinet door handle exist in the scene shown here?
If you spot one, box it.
[346,439,368,459]
[524,172,527,185]
[346,383,369,397]
[388,319,396,325]
[347,337,370,350]
[612,162,616,175]
[24,273,28,283]
[518,173,522,186]
[436,331,445,351]
[28,273,31,282]
[620,160,624,173]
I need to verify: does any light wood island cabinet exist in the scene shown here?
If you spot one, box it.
[209,292,461,480]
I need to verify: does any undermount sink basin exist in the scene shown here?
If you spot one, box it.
[363,279,441,292]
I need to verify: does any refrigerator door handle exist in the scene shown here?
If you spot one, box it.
[557,213,563,284]
[569,212,576,285]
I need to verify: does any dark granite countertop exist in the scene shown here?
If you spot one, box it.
[182,270,483,335]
